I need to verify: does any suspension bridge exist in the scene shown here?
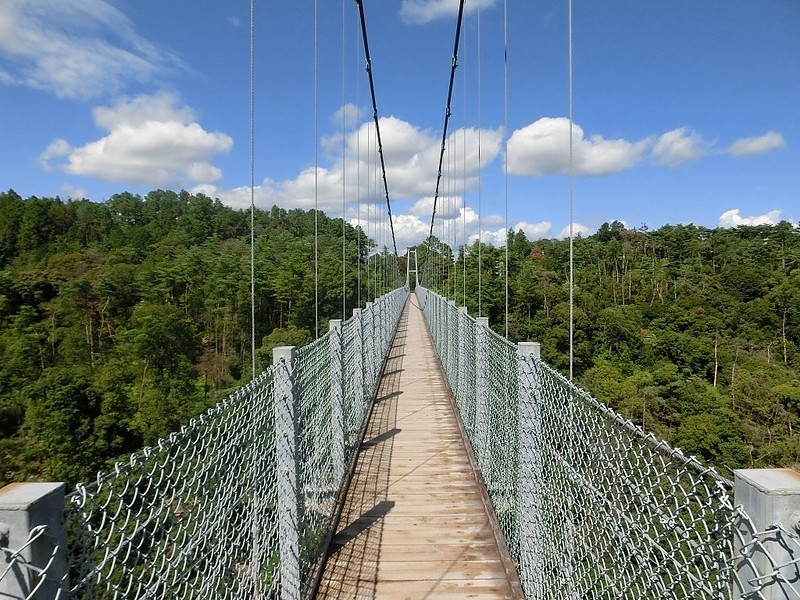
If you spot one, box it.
[2,1,799,599]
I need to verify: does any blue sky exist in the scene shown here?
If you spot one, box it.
[1,0,798,250]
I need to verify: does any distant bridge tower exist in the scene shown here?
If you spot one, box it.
[406,248,419,289]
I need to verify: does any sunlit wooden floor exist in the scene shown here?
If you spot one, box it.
[316,294,521,599]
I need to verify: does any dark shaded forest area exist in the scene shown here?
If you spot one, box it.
[1,188,798,485]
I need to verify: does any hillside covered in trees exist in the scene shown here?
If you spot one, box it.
[1,188,798,486]
[424,219,800,475]
[0,189,397,486]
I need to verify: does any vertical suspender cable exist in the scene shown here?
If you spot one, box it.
[462,23,467,306]
[568,0,575,380]
[503,0,509,339]
[341,0,347,319]
[314,0,320,339]
[477,4,483,317]
[249,0,256,378]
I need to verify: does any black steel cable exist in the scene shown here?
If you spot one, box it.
[355,0,399,260]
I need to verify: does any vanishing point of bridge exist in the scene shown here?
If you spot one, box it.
[2,287,800,600]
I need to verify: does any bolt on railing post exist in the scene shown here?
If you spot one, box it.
[0,482,68,599]
[517,342,544,598]
[475,317,491,482]
[733,469,800,599]
[273,346,302,600]
[328,320,345,485]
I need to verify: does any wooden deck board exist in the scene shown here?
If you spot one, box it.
[316,294,518,600]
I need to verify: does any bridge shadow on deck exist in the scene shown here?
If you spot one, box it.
[315,308,408,599]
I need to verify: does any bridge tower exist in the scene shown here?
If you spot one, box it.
[405,248,419,289]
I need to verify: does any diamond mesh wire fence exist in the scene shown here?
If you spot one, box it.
[416,286,800,600]
[33,287,409,600]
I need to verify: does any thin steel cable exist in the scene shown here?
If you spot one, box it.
[477,4,483,317]
[355,0,399,260]
[568,0,575,380]
[249,0,256,378]
[503,0,509,339]
[341,0,347,320]
[314,0,320,339]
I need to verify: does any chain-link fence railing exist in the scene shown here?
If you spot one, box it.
[0,287,408,600]
[416,286,800,600]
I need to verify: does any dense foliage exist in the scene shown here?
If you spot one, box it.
[2,186,798,485]
[0,189,400,486]
[422,220,800,475]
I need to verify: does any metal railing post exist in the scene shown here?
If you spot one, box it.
[456,307,468,417]
[328,320,345,485]
[273,346,302,600]
[447,300,457,385]
[0,482,67,599]
[733,469,800,599]
[517,342,544,598]
[475,317,491,479]
[351,308,364,448]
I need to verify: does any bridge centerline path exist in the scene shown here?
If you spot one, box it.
[316,293,521,599]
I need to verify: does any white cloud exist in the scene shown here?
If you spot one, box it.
[219,117,501,220]
[557,223,592,239]
[332,103,364,129]
[651,128,707,166]
[0,0,181,101]
[60,183,87,200]
[506,117,650,177]
[41,93,232,187]
[410,196,463,220]
[400,0,497,25]
[468,220,552,247]
[729,131,786,157]
[718,209,781,228]
[39,139,72,170]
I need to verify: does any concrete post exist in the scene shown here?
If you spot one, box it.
[447,300,457,385]
[456,307,468,417]
[517,342,544,597]
[351,308,364,446]
[328,320,345,486]
[273,346,301,600]
[475,317,492,487]
[0,483,67,600]
[733,469,800,599]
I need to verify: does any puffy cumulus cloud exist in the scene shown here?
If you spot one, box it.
[651,128,708,166]
[332,103,365,129]
[557,223,592,239]
[470,219,553,247]
[410,196,463,220]
[41,93,232,187]
[60,183,88,200]
[729,131,786,157]
[718,209,781,228]
[0,0,181,101]
[400,0,497,25]
[507,117,650,177]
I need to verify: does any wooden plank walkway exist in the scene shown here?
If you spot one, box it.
[316,294,520,599]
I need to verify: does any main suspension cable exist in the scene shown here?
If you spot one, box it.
[355,0,399,260]
[426,0,466,250]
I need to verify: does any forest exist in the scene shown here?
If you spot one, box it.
[0,188,798,486]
